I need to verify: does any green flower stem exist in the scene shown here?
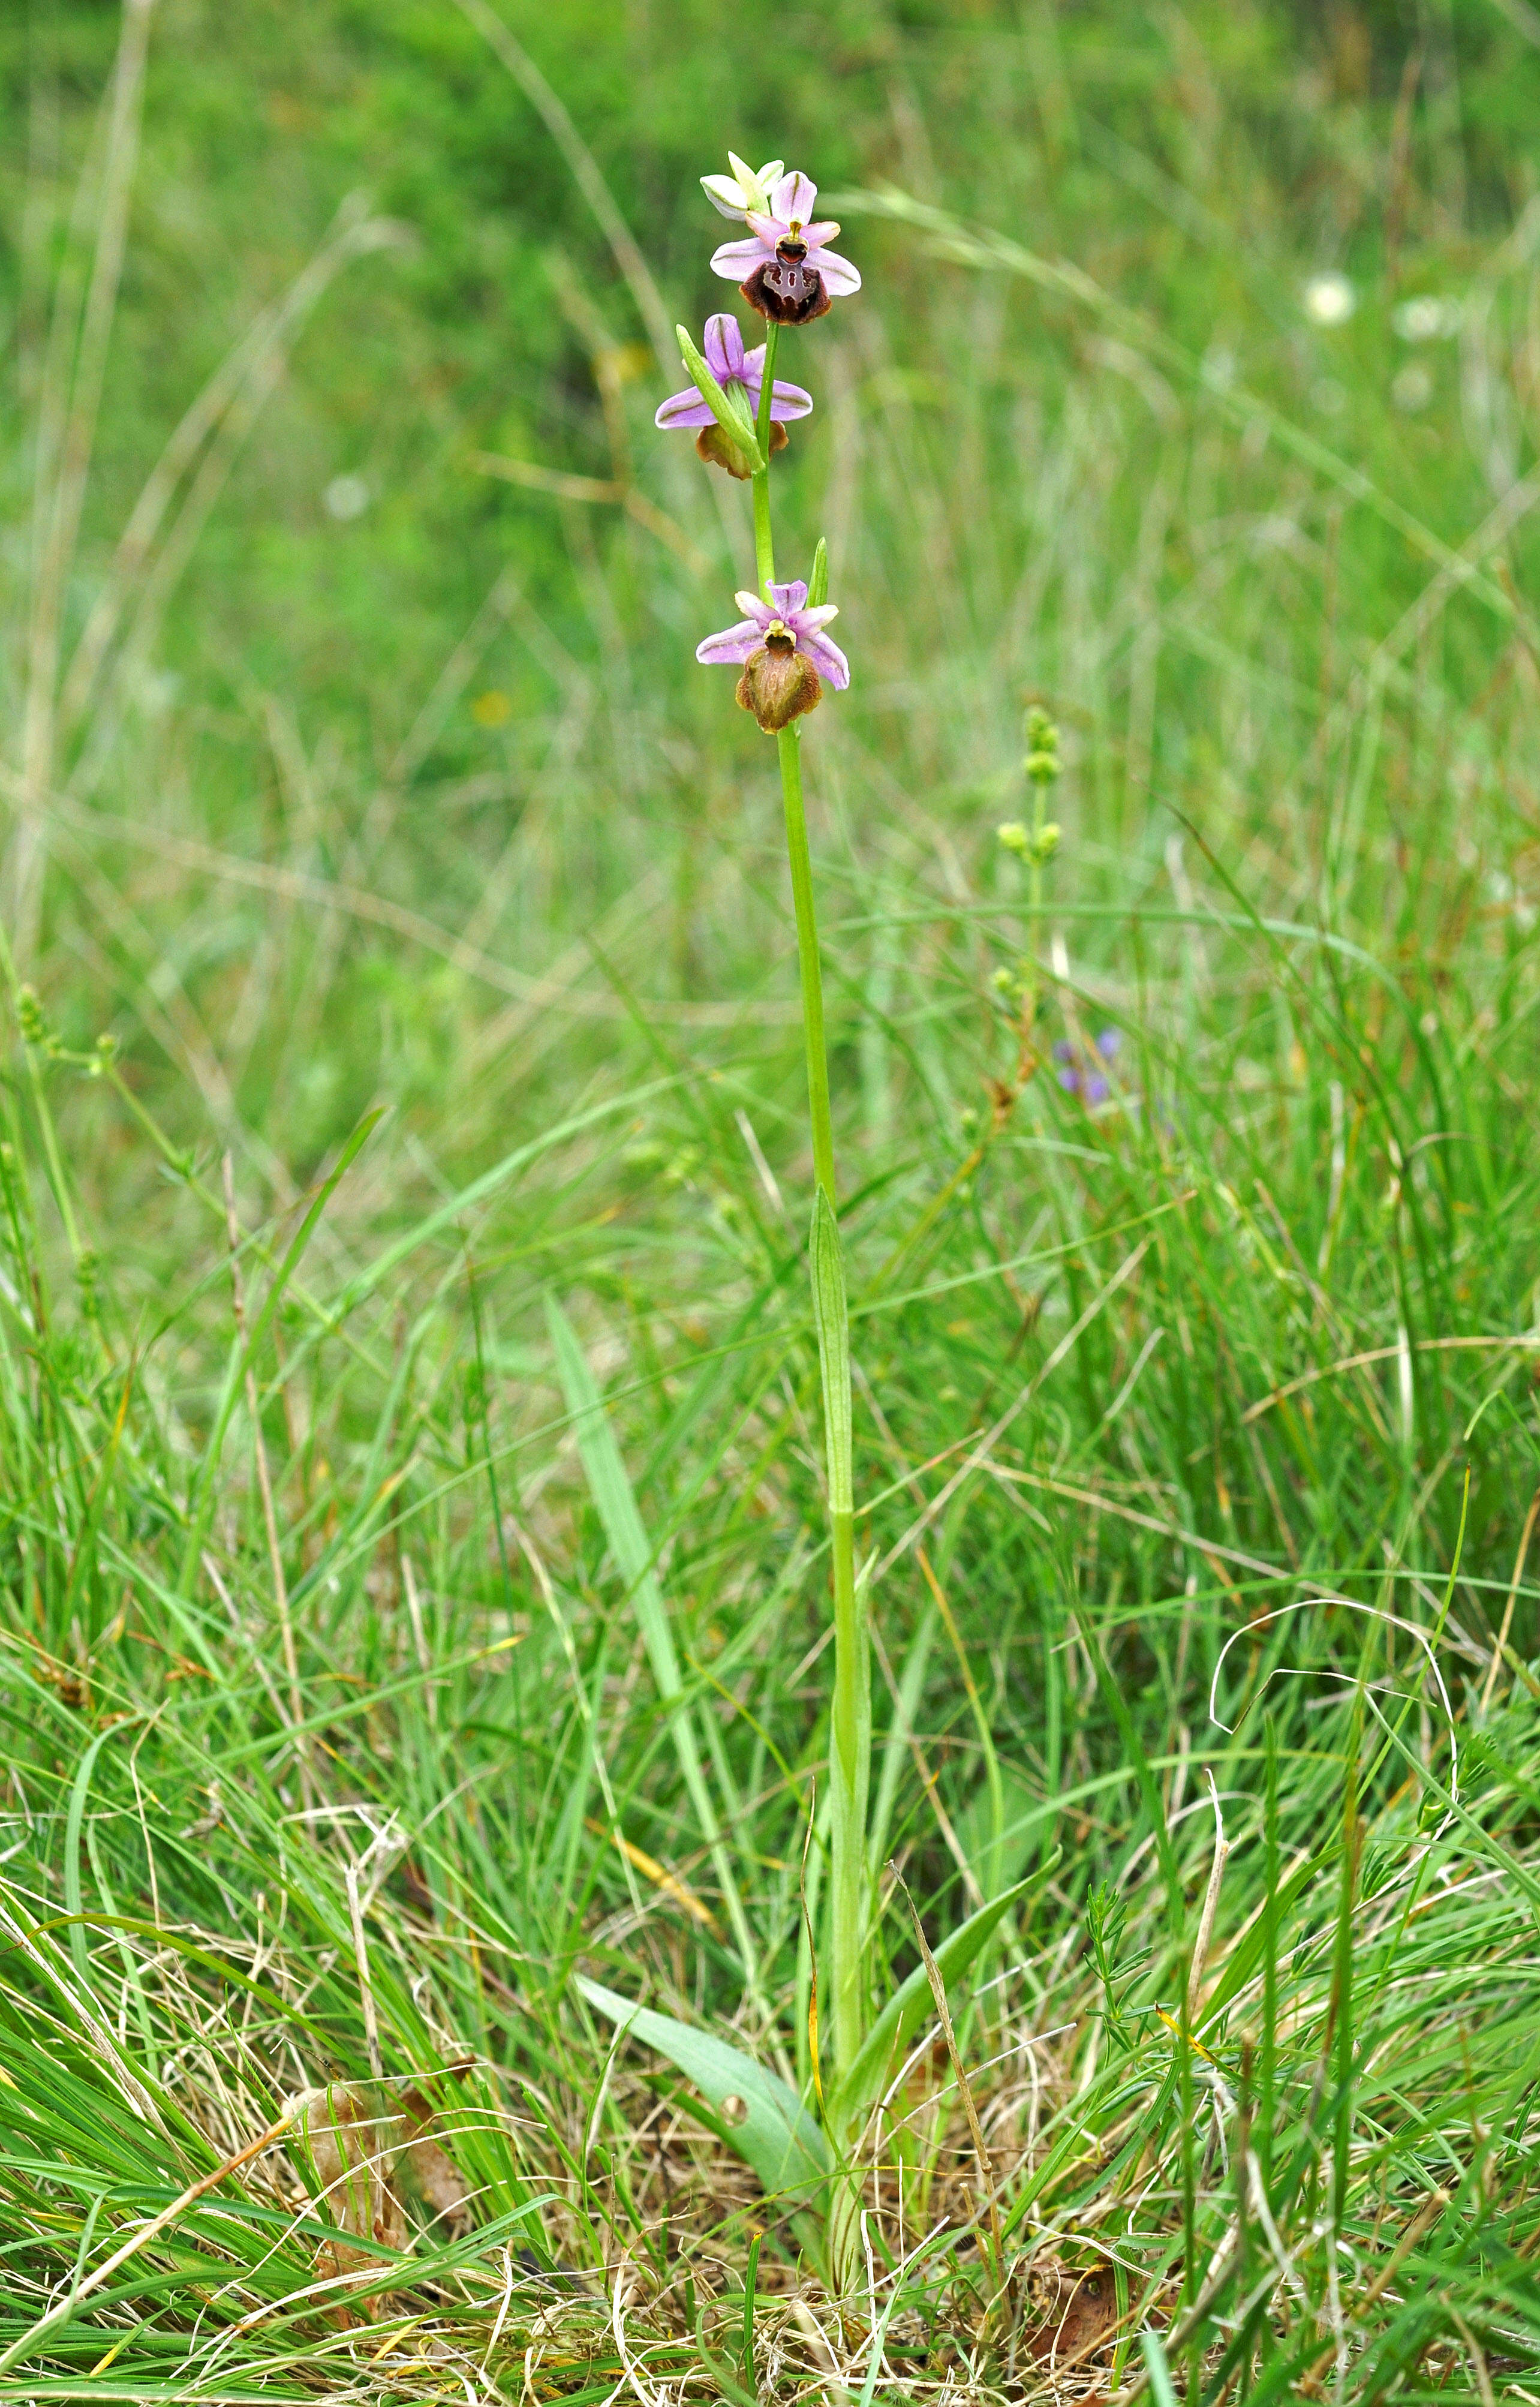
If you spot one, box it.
[827,1492,866,2093]
[786,732,865,2095]
[751,321,779,598]
[775,728,837,1202]
[750,334,867,2125]
[1030,778,1045,928]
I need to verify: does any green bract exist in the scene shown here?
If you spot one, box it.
[673,321,764,476]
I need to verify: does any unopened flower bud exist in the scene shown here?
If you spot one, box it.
[1025,747,1061,785]
[990,966,1017,996]
[16,987,50,1050]
[997,821,1030,856]
[735,629,823,731]
[1033,821,1061,861]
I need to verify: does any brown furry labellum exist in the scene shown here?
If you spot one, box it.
[694,418,789,479]
[735,630,822,732]
[741,233,831,324]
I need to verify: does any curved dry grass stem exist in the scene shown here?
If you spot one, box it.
[447,0,676,379]
[895,1871,1004,2288]
[1478,1485,1540,1716]
[59,199,410,753]
[1184,1774,1228,2032]
[16,0,157,960]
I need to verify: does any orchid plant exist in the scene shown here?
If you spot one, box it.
[578,155,1051,2294]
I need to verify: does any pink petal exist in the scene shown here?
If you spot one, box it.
[796,603,840,632]
[812,249,861,298]
[768,378,814,420]
[705,313,745,381]
[799,629,850,689]
[732,591,775,628]
[697,621,764,666]
[800,221,841,247]
[744,348,814,417]
[744,211,786,248]
[710,237,768,280]
[655,389,716,429]
[772,171,817,223]
[767,580,808,616]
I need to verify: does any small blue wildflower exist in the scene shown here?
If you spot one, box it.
[1054,1029,1120,1103]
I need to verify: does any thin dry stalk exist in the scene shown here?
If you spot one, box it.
[344,1865,384,2084]
[221,1155,307,1788]
[446,0,675,378]
[1478,1486,1540,1715]
[61,197,408,753]
[1186,1772,1230,2030]
[895,1870,1004,2285]
[17,0,156,956]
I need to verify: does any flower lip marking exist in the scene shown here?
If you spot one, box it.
[763,620,794,652]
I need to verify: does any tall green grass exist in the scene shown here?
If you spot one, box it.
[4,0,1540,2394]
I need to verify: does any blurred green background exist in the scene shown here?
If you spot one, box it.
[10,0,1540,1218]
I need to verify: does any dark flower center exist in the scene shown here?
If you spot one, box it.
[764,622,795,654]
[741,220,831,324]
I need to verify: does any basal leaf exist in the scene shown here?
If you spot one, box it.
[576,1976,829,2205]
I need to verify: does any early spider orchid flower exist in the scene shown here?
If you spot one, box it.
[697,579,849,731]
[654,314,812,478]
[710,172,861,324]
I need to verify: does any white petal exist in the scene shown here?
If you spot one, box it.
[701,173,750,220]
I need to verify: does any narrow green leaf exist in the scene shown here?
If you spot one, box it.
[807,536,829,608]
[576,1976,829,2204]
[62,1726,140,1987]
[546,1297,758,1983]
[826,1855,1058,2135]
[1141,2328,1180,2407]
[546,1299,681,1695]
